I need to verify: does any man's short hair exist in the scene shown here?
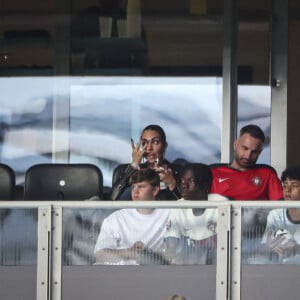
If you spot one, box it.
[129,168,160,187]
[240,124,265,143]
[181,163,212,192]
[281,166,300,182]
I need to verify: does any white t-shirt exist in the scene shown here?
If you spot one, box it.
[94,208,169,254]
[260,208,300,263]
[164,194,227,264]
[262,208,300,244]
[165,194,228,241]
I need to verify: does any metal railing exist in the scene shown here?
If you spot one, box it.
[1,200,300,300]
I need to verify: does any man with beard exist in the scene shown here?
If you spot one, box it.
[210,124,283,200]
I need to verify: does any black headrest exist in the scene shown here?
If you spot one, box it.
[24,163,103,200]
[112,164,128,186]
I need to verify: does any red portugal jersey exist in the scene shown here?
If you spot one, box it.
[210,164,283,200]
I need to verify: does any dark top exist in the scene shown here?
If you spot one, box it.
[110,160,182,201]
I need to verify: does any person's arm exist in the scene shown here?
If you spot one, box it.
[261,210,278,244]
[111,139,146,200]
[266,232,300,258]
[169,185,181,199]
[262,210,299,258]
[158,186,181,200]
[160,167,177,191]
[95,241,145,263]
[163,212,182,262]
[163,237,181,263]
[157,165,181,200]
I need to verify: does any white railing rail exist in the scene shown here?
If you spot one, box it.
[1,200,300,300]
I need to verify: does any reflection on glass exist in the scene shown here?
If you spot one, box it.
[242,207,270,264]
[238,85,271,164]
[164,207,218,265]
[63,208,112,265]
[0,208,37,265]
[242,207,300,265]
[63,207,219,266]
[0,77,54,184]
[70,77,222,187]
[261,206,300,264]
[0,77,272,192]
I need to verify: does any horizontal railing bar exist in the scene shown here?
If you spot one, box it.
[0,200,299,209]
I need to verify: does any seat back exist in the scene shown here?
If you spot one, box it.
[24,163,103,200]
[112,163,128,187]
[0,163,15,200]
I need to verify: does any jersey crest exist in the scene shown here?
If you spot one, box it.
[252,176,262,186]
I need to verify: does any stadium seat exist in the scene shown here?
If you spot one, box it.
[24,163,103,200]
[112,163,128,187]
[0,163,15,200]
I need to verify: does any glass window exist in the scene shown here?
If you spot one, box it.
[62,206,219,266]
[0,77,54,184]
[242,206,300,265]
[69,76,222,187]
[0,0,274,189]
[237,1,272,163]
[0,208,38,265]
[238,85,271,164]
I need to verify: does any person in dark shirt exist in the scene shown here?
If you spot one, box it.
[111,124,181,200]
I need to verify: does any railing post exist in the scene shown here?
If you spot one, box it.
[51,206,63,300]
[216,204,231,300]
[230,205,242,300]
[37,205,52,300]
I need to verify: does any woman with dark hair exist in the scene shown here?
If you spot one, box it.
[110,124,181,200]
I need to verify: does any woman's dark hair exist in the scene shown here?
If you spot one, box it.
[281,166,300,182]
[141,124,167,145]
[129,168,160,187]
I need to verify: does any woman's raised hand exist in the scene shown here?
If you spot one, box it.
[131,138,146,168]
